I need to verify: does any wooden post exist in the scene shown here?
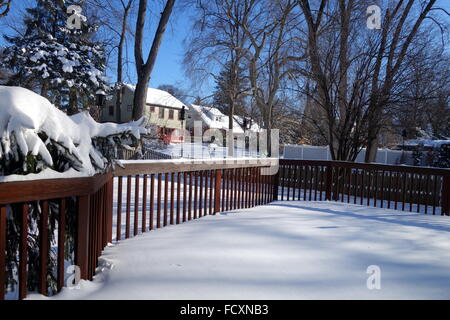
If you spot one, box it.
[441,176,450,216]
[76,195,90,280]
[214,170,222,214]
[0,206,6,300]
[272,170,279,201]
[325,166,333,201]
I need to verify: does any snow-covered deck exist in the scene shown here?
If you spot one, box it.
[33,201,450,300]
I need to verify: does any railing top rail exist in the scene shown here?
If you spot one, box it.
[280,159,450,176]
[0,172,112,205]
[114,157,279,177]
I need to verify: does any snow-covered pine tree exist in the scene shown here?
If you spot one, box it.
[1,0,108,114]
[212,61,249,117]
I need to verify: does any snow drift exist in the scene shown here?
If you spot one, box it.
[0,86,147,179]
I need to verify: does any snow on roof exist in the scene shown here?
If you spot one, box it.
[190,104,244,133]
[233,115,262,132]
[124,84,185,110]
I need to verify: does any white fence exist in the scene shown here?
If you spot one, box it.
[282,145,415,165]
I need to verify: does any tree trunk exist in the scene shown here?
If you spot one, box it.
[133,0,175,120]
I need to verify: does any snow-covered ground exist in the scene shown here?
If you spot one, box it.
[156,142,261,159]
[29,201,450,300]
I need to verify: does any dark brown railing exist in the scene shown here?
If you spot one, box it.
[277,160,450,216]
[0,158,276,300]
[0,172,113,300]
[112,159,277,241]
[1,158,449,300]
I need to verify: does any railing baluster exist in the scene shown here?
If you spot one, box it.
[150,174,155,230]
[142,175,148,232]
[177,172,181,224]
[387,171,392,209]
[134,175,140,236]
[432,175,438,215]
[116,176,122,241]
[0,206,6,300]
[188,172,192,220]
[209,171,214,215]
[57,199,66,292]
[126,176,131,238]
[366,171,372,207]
[373,170,378,207]
[164,172,169,226]
[214,170,222,214]
[416,174,422,213]
[19,203,29,300]
[424,174,430,214]
[170,172,175,224]
[409,174,414,212]
[380,171,385,208]
[205,170,209,215]
[194,171,198,218]
[183,172,187,221]
[402,173,407,211]
[237,168,242,209]
[157,173,162,228]
[199,171,203,217]
[39,200,49,296]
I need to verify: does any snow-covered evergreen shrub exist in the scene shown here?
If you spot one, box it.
[0,86,147,296]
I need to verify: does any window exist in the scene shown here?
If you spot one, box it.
[108,106,114,116]
[168,110,174,120]
[150,106,155,112]
[127,105,132,112]
[159,107,165,119]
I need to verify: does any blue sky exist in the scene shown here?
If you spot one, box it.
[0,1,212,100]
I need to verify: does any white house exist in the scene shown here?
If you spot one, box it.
[100,84,187,143]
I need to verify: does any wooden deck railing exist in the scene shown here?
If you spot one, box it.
[1,158,449,300]
[0,172,113,300]
[277,160,450,215]
[0,158,277,300]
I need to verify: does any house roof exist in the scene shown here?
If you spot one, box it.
[190,104,244,133]
[124,84,186,110]
[233,115,262,132]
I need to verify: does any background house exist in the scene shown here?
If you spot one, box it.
[100,84,187,143]
[186,104,262,135]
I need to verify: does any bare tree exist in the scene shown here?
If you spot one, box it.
[87,0,135,123]
[0,0,11,18]
[296,0,446,161]
[363,0,440,162]
[133,0,176,120]
[184,0,254,155]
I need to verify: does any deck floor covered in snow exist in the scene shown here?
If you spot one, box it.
[34,201,450,300]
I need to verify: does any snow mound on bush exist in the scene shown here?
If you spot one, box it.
[0,86,147,177]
